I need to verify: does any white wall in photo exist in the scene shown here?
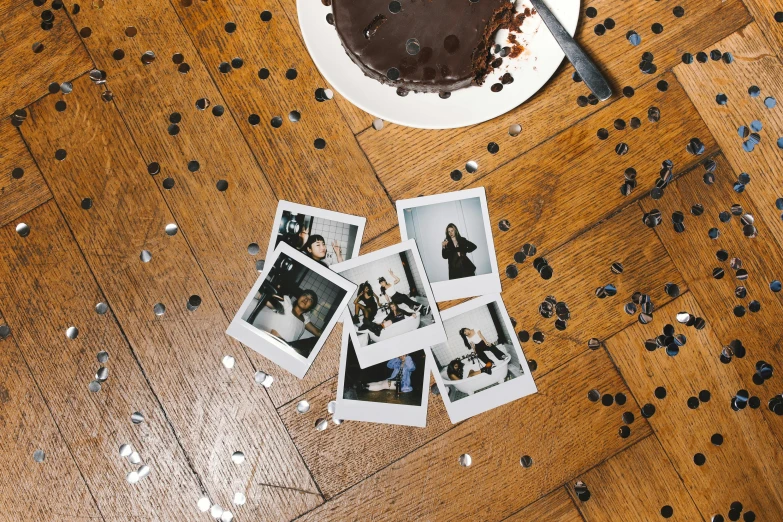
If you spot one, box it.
[342,252,411,303]
[402,249,425,297]
[310,217,358,265]
[299,270,343,329]
[403,197,492,284]
[431,305,497,366]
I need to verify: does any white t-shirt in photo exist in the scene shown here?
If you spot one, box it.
[251,295,311,343]
[468,331,482,345]
[384,283,397,297]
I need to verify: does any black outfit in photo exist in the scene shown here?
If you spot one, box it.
[473,341,506,366]
[442,237,478,279]
[358,294,379,321]
[389,292,419,310]
[384,308,413,324]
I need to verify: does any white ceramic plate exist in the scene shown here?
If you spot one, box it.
[298,0,580,129]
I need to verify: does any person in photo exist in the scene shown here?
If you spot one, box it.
[442,223,478,280]
[248,290,323,343]
[378,269,424,313]
[359,302,418,336]
[353,281,380,326]
[302,234,344,267]
[361,354,416,393]
[459,327,506,375]
[446,358,484,380]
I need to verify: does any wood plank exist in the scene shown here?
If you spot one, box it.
[735,0,783,56]
[295,348,651,520]
[169,0,396,238]
[358,0,751,201]
[639,154,783,446]
[674,22,783,251]
[504,487,583,522]
[275,0,378,134]
[0,0,92,117]
[63,0,279,315]
[0,311,99,521]
[569,436,703,522]
[604,291,783,520]
[0,119,51,227]
[0,204,203,519]
[278,201,682,497]
[19,75,322,519]
[466,71,716,261]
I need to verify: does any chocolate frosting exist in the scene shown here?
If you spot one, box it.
[332,0,513,93]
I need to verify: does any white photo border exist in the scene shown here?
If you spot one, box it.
[227,242,357,379]
[429,293,537,424]
[396,187,501,302]
[263,200,367,269]
[335,317,430,427]
[332,239,447,368]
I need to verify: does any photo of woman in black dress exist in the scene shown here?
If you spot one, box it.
[353,282,380,329]
[442,223,478,280]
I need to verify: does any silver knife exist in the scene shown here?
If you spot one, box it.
[529,0,612,101]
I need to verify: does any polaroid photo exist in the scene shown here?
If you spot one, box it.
[332,239,446,368]
[227,242,357,378]
[263,201,366,271]
[429,294,536,423]
[336,320,430,427]
[396,187,501,302]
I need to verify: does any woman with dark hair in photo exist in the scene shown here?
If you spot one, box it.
[302,234,343,267]
[353,282,380,327]
[249,289,323,343]
[459,327,506,375]
[361,354,416,393]
[378,269,423,313]
[446,358,483,380]
[360,302,418,336]
[441,223,478,279]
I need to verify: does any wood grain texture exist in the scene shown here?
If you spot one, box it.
[0,312,99,521]
[604,291,783,520]
[0,0,92,117]
[504,487,584,522]
[674,22,783,252]
[358,0,750,201]
[19,76,322,520]
[735,0,783,56]
[0,203,202,519]
[279,374,452,499]
[170,0,396,238]
[296,349,651,519]
[63,0,278,316]
[639,153,783,446]
[468,72,716,260]
[0,120,51,227]
[569,436,702,522]
[275,0,378,134]
[279,202,681,498]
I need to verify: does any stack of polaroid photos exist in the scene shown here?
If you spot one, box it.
[227,188,537,427]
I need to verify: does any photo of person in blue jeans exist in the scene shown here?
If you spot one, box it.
[343,339,426,406]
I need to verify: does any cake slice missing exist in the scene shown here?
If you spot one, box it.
[332,0,518,94]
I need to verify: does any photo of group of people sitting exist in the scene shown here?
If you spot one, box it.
[351,269,429,337]
[274,209,359,268]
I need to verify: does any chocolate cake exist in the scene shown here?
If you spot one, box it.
[331,0,517,94]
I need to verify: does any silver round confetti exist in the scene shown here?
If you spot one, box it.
[297,400,310,414]
[140,250,152,262]
[131,412,145,424]
[126,470,140,484]
[210,504,224,519]
[95,302,108,314]
[197,497,211,512]
[327,400,337,414]
[222,355,235,369]
[33,449,45,463]
[459,453,472,467]
[129,451,141,464]
[233,492,246,506]
[137,464,150,479]
[88,380,101,392]
[97,350,109,363]
[465,160,478,174]
[315,418,328,431]
[16,223,30,237]
[231,451,245,464]
[153,303,166,316]
[66,326,79,339]
[96,366,108,381]
[165,223,178,236]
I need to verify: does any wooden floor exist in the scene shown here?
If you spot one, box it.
[1,0,782,520]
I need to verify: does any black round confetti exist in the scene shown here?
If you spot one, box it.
[673,5,684,16]
[615,393,627,405]
[286,68,298,80]
[618,425,631,438]
[585,6,597,18]
[711,433,723,445]
[693,453,706,466]
[314,138,326,149]
[623,86,635,97]
[260,10,273,21]
[641,403,655,418]
[601,394,614,406]
[654,386,667,399]
[661,505,673,519]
